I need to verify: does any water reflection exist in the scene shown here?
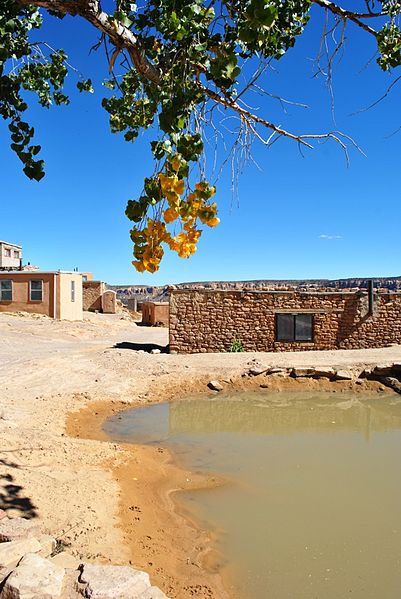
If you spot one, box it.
[105,392,401,599]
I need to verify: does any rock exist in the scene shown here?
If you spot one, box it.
[0,518,41,542]
[377,377,401,395]
[0,510,7,521]
[310,367,336,379]
[150,349,161,355]
[137,588,169,599]
[335,370,354,380]
[0,553,65,599]
[266,367,287,376]
[38,535,57,558]
[291,367,316,378]
[373,363,395,376]
[78,563,151,599]
[207,380,223,392]
[248,366,267,376]
[290,366,336,379]
[0,538,41,569]
[50,552,80,570]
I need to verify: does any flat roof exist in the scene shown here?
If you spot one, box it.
[0,241,22,248]
[0,270,82,275]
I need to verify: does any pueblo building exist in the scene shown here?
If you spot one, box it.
[169,282,401,353]
[0,240,22,270]
[0,269,83,321]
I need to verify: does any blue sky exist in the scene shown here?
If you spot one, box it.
[1,4,400,285]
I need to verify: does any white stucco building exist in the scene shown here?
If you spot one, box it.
[0,241,22,269]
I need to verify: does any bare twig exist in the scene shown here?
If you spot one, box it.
[350,75,401,115]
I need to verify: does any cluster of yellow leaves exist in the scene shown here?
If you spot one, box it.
[132,156,220,273]
[131,219,167,273]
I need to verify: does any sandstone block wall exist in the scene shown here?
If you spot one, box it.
[169,289,401,353]
[82,281,105,312]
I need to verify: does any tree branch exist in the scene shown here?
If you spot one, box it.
[312,0,379,36]
[17,0,162,84]
[199,82,364,161]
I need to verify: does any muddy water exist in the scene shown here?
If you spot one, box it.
[104,392,401,599]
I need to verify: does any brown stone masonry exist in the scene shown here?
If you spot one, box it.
[82,281,105,312]
[169,289,401,353]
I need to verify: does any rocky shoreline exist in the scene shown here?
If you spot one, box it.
[0,512,168,599]
[207,360,401,394]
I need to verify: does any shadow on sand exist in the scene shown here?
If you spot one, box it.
[112,341,169,353]
[0,457,38,518]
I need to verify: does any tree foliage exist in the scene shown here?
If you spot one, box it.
[1,0,401,271]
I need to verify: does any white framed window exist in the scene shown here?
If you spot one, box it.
[4,248,11,257]
[71,280,75,302]
[13,250,20,258]
[0,280,12,301]
[29,280,43,302]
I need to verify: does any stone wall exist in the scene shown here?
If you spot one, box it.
[169,289,401,353]
[82,281,105,312]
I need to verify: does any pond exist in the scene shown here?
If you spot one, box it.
[104,391,401,599]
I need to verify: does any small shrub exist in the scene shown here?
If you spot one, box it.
[228,337,244,352]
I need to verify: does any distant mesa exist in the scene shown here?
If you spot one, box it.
[110,276,401,305]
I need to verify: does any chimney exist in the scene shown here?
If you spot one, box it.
[367,279,375,316]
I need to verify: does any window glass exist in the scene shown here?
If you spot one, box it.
[4,248,11,257]
[276,314,294,341]
[71,280,75,302]
[30,280,43,301]
[276,313,314,342]
[13,251,19,258]
[0,280,12,301]
[295,314,313,341]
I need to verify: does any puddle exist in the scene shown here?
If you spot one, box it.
[104,391,401,598]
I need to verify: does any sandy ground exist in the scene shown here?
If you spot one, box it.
[1,311,401,598]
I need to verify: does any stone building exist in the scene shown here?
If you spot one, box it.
[169,286,401,353]
[82,280,116,313]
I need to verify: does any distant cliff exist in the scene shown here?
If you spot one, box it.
[110,276,401,304]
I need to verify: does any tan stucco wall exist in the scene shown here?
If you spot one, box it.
[0,273,54,317]
[58,273,83,321]
[101,290,116,314]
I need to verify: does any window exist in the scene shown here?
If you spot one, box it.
[13,250,20,259]
[4,248,11,257]
[71,280,75,302]
[29,280,43,302]
[276,313,313,342]
[0,280,12,301]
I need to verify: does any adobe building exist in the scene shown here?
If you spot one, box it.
[169,285,401,353]
[142,301,169,326]
[0,241,22,270]
[82,280,117,313]
[0,271,83,320]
